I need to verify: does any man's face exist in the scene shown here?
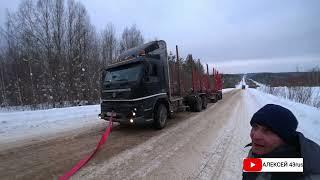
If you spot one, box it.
[250,123,285,155]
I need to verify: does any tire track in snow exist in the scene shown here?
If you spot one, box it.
[126,91,242,179]
[195,90,255,180]
[214,90,254,180]
[195,96,241,180]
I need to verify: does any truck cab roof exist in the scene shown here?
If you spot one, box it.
[106,40,166,69]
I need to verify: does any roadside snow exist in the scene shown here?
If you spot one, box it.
[222,88,235,94]
[249,79,320,108]
[259,86,320,107]
[249,79,263,87]
[0,105,102,144]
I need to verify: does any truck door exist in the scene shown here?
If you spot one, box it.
[143,62,161,96]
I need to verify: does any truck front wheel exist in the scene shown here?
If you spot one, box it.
[153,104,168,129]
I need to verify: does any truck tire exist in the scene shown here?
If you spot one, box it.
[211,97,217,103]
[201,96,207,109]
[217,92,222,100]
[153,103,168,129]
[194,97,202,112]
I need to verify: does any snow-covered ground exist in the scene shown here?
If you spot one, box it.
[0,88,319,179]
[249,79,320,108]
[222,88,235,93]
[0,89,235,145]
[260,86,320,107]
[0,105,102,144]
[0,87,319,146]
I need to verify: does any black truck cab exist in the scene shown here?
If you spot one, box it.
[99,40,171,128]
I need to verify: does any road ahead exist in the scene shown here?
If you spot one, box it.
[0,89,260,180]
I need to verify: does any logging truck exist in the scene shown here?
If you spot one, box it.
[99,40,222,129]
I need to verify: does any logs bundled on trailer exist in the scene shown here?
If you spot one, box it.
[168,46,223,103]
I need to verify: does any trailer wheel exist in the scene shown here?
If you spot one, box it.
[217,92,222,100]
[201,96,207,109]
[194,97,202,112]
[153,103,167,129]
[210,97,217,103]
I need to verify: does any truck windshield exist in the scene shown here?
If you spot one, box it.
[104,63,143,83]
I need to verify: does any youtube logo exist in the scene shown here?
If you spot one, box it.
[243,158,262,172]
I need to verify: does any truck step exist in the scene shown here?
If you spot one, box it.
[170,96,183,102]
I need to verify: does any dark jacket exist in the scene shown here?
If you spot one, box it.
[242,132,320,180]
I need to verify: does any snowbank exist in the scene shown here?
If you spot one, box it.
[0,105,102,144]
[250,79,320,108]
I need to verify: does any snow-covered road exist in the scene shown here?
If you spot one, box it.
[75,88,320,180]
[74,90,248,180]
[0,88,319,179]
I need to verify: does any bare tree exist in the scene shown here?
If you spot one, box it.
[0,0,147,109]
[309,66,320,86]
[119,24,144,53]
[101,23,117,65]
[3,10,25,105]
[0,53,8,106]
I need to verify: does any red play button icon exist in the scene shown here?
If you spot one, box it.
[243,158,262,172]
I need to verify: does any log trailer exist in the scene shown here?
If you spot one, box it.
[99,40,222,129]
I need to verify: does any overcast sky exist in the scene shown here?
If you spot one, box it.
[1,0,320,73]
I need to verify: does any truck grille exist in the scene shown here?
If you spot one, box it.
[101,102,133,119]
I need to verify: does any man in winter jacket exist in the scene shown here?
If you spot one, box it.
[242,104,320,180]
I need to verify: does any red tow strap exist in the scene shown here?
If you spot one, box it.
[59,115,113,180]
